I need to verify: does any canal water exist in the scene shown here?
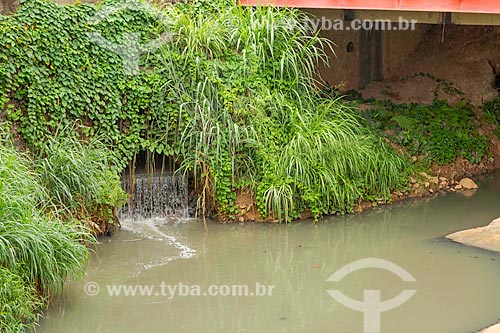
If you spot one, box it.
[36,173,500,333]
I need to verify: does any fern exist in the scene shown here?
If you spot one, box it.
[391,115,419,132]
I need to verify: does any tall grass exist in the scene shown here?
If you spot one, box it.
[0,129,118,331]
[253,93,407,221]
[35,136,127,218]
[155,0,408,221]
[0,134,90,293]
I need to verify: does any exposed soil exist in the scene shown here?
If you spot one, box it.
[234,188,262,222]
[361,25,500,106]
[361,75,465,105]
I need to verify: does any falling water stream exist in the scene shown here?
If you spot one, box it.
[120,173,190,220]
[36,172,500,333]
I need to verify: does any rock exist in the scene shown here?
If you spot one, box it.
[454,184,463,190]
[411,156,418,162]
[446,217,500,253]
[429,188,434,193]
[459,178,478,190]
[424,181,430,188]
[419,172,428,178]
[238,217,244,222]
[479,322,500,333]
[410,176,417,183]
[439,177,448,182]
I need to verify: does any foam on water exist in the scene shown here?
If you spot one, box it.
[121,217,197,276]
[118,172,196,275]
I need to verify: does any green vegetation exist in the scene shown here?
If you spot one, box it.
[36,136,127,226]
[483,97,500,138]
[166,1,408,220]
[0,0,408,223]
[0,129,125,331]
[362,99,489,165]
[0,267,42,333]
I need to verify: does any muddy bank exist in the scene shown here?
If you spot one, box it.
[231,172,486,222]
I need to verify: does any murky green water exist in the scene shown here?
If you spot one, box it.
[37,173,500,333]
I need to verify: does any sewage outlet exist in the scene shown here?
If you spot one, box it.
[120,151,192,220]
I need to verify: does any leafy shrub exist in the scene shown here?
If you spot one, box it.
[0,0,167,170]
[483,97,500,139]
[362,99,489,165]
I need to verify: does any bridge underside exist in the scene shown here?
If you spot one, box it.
[240,0,500,14]
[240,1,500,25]
[240,2,500,99]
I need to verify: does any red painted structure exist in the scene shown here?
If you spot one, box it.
[239,0,500,14]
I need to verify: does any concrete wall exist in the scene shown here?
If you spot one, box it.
[307,8,500,90]
[380,26,428,79]
[316,25,361,89]
[307,8,429,89]
[318,24,427,89]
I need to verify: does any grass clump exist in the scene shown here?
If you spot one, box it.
[252,95,407,221]
[36,136,127,228]
[0,133,90,291]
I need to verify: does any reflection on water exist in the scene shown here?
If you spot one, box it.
[37,172,500,333]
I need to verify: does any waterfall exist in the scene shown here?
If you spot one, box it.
[119,173,190,220]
